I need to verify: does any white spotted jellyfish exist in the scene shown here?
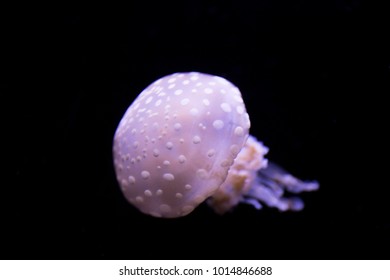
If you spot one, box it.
[112,72,319,218]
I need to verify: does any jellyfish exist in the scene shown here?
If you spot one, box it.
[112,72,319,218]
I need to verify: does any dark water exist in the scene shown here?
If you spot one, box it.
[2,1,389,260]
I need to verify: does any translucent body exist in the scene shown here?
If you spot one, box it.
[113,72,319,218]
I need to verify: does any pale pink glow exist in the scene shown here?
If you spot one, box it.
[113,72,319,218]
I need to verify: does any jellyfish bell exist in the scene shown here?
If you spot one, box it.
[113,72,249,217]
[112,72,319,218]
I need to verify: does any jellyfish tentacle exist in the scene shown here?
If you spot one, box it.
[208,135,319,214]
[258,162,319,193]
[245,182,305,211]
[241,197,263,210]
[207,135,269,214]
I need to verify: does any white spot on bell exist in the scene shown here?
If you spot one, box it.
[174,89,183,96]
[178,155,186,164]
[204,88,213,94]
[207,149,215,157]
[212,120,224,130]
[190,108,199,116]
[163,173,175,181]
[145,96,153,104]
[196,169,208,179]
[182,205,194,214]
[220,102,232,112]
[174,123,182,131]
[192,135,201,144]
[181,98,190,105]
[141,171,150,179]
[160,204,171,212]
[234,126,244,137]
[236,105,244,114]
[175,193,183,199]
[128,176,136,184]
[156,189,163,196]
[166,142,173,150]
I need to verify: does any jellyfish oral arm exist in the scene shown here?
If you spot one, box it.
[257,162,320,193]
[207,135,320,214]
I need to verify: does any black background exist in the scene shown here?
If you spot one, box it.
[2,1,389,259]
